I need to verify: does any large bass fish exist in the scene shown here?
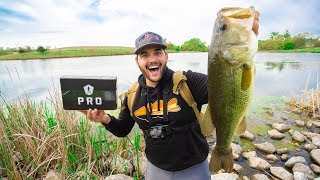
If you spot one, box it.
[207,7,258,173]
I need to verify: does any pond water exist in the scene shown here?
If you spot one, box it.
[0,52,319,105]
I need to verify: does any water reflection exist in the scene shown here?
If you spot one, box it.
[265,61,302,71]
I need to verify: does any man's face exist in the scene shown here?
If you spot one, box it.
[136,45,168,86]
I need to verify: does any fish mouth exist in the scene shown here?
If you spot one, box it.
[220,7,255,19]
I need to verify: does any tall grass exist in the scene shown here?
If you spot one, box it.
[0,89,144,179]
[289,74,320,119]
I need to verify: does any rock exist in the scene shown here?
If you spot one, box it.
[266,154,278,162]
[292,163,315,179]
[242,176,250,180]
[270,166,293,180]
[295,120,305,127]
[105,174,133,180]
[304,143,316,152]
[108,156,133,174]
[254,142,276,154]
[312,136,320,147]
[210,173,239,180]
[285,156,307,168]
[233,153,240,160]
[43,170,62,180]
[310,164,320,173]
[315,115,320,120]
[281,154,288,161]
[242,151,257,159]
[277,148,288,154]
[231,143,243,156]
[233,163,244,173]
[268,129,285,139]
[248,157,271,170]
[306,121,313,128]
[272,123,290,132]
[301,131,318,139]
[310,149,320,165]
[293,172,308,180]
[240,131,255,141]
[312,120,320,128]
[289,129,295,135]
[292,131,306,142]
[252,174,269,180]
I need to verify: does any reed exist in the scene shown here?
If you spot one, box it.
[288,74,320,119]
[0,88,144,179]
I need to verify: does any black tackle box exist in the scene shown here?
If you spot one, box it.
[60,75,117,110]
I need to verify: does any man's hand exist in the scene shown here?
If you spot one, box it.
[252,11,260,36]
[79,108,111,124]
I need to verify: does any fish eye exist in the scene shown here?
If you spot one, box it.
[219,24,227,31]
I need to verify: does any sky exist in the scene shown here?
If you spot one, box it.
[0,0,319,49]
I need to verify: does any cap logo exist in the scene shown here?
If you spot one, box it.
[139,33,160,42]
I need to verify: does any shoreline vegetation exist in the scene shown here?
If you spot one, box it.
[1,30,320,60]
[0,46,319,61]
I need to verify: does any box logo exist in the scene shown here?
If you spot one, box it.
[78,84,102,106]
[83,84,94,95]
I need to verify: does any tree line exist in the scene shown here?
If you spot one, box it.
[1,30,319,56]
[259,30,320,50]
[0,46,48,55]
[164,30,320,52]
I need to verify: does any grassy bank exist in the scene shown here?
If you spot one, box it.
[0,93,144,179]
[0,46,134,60]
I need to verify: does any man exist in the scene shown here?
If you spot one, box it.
[81,11,260,180]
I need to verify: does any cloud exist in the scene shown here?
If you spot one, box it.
[0,0,319,48]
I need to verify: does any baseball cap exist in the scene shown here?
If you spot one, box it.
[134,31,167,54]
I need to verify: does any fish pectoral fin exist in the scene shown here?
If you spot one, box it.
[200,106,215,137]
[241,63,253,91]
[235,115,247,135]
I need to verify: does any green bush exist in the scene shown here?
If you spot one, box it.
[18,47,26,53]
[282,41,295,50]
[37,46,47,53]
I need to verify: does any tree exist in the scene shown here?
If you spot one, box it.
[181,38,208,52]
[283,29,291,39]
[37,46,47,53]
[270,32,280,39]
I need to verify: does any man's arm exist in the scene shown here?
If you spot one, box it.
[184,70,208,105]
[80,97,135,137]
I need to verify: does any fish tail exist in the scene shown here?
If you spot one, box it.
[209,146,233,173]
